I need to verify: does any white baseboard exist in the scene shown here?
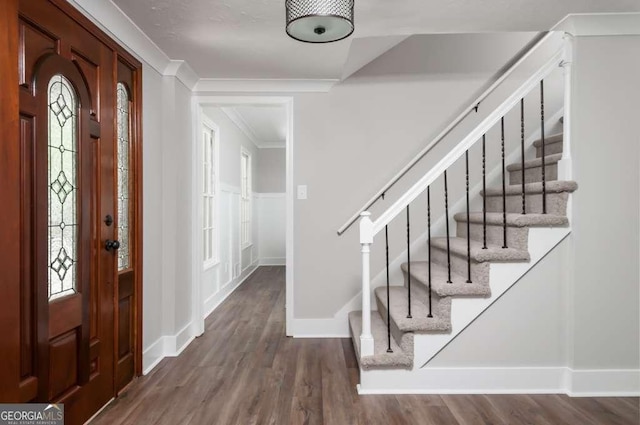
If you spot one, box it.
[172,322,196,356]
[567,369,640,397]
[358,367,640,396]
[143,263,260,375]
[142,322,193,375]
[142,337,166,375]
[290,318,350,338]
[259,257,286,266]
[204,263,259,318]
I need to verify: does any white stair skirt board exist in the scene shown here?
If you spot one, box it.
[358,367,640,396]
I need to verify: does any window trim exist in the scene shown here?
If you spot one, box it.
[240,147,252,249]
[202,117,220,270]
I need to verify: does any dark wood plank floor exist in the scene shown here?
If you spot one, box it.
[91,266,639,425]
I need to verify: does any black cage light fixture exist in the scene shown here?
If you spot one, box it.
[285,0,355,43]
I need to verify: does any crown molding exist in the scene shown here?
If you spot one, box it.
[220,107,262,149]
[553,12,640,36]
[164,60,200,91]
[68,0,203,88]
[67,0,171,74]
[194,78,339,93]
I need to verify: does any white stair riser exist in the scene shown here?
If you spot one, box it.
[485,191,570,215]
[509,163,559,185]
[429,245,490,286]
[536,141,563,158]
[456,221,530,251]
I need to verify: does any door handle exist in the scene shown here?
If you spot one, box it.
[105,239,120,252]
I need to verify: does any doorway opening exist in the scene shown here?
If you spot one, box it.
[191,96,294,337]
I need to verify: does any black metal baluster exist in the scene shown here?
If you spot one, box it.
[427,186,433,318]
[406,205,412,319]
[444,170,452,283]
[385,225,392,353]
[501,117,508,249]
[465,150,472,283]
[540,80,547,214]
[521,98,526,215]
[482,135,487,250]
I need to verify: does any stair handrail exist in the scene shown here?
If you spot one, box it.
[337,31,555,236]
[370,48,564,236]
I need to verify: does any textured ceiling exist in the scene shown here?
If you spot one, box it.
[112,0,640,79]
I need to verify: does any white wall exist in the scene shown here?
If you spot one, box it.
[164,75,194,342]
[429,238,569,366]
[568,35,640,370]
[257,148,286,193]
[256,147,286,265]
[257,193,286,265]
[141,64,164,351]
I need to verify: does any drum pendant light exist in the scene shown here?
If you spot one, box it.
[285,0,355,43]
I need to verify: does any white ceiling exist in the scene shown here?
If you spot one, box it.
[219,105,287,148]
[112,0,640,79]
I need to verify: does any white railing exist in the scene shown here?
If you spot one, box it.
[357,44,567,358]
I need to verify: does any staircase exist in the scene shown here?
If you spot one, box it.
[338,34,579,393]
[349,131,577,372]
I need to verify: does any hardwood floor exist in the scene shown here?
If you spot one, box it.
[91,266,639,425]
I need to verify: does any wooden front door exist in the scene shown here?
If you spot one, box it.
[31,51,111,420]
[12,1,143,423]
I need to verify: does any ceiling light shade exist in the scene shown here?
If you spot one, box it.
[285,0,355,43]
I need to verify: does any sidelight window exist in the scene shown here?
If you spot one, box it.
[116,82,131,271]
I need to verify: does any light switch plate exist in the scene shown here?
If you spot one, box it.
[297,185,308,200]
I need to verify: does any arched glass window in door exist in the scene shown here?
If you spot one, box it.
[116,82,131,270]
[48,75,78,300]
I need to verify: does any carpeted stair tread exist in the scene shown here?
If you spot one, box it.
[453,212,568,227]
[506,153,562,172]
[533,133,563,148]
[349,311,412,370]
[401,261,491,297]
[430,236,530,263]
[374,286,451,333]
[482,180,577,197]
